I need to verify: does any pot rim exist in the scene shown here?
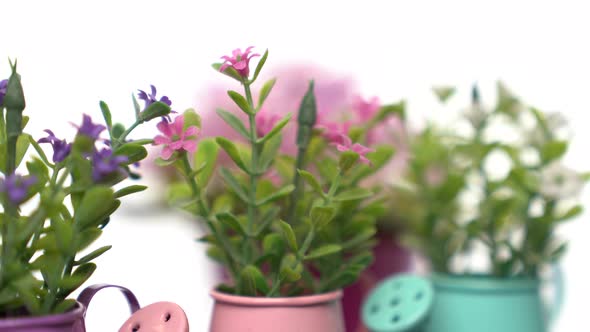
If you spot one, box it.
[0,301,85,327]
[210,289,343,307]
[432,273,540,292]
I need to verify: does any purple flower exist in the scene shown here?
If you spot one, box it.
[0,173,37,205]
[38,130,72,163]
[91,148,129,182]
[138,85,172,109]
[74,114,106,141]
[0,79,7,106]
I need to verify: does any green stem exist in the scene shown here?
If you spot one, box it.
[287,146,306,224]
[243,81,259,263]
[179,153,240,278]
[112,121,141,149]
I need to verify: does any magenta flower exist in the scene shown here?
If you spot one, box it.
[0,79,7,106]
[219,46,260,78]
[334,135,374,165]
[0,173,37,205]
[316,114,351,145]
[353,95,381,123]
[153,115,199,160]
[256,109,282,137]
[38,129,72,163]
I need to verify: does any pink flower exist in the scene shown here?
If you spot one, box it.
[353,95,381,123]
[219,46,260,78]
[316,114,351,145]
[335,135,374,165]
[256,109,282,138]
[153,115,199,160]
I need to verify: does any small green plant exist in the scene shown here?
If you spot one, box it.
[393,83,588,277]
[159,47,397,296]
[0,61,169,316]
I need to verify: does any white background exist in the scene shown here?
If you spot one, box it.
[2,0,589,331]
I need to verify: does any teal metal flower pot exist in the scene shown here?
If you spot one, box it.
[363,272,563,332]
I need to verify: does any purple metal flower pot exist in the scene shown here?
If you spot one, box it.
[0,284,140,332]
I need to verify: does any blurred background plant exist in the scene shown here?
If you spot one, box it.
[390,83,589,277]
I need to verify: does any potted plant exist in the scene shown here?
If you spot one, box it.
[0,60,170,331]
[366,84,588,332]
[157,47,397,332]
[153,61,411,332]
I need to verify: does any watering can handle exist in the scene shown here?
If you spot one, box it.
[77,284,141,317]
[548,265,565,327]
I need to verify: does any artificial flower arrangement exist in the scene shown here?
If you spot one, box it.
[359,84,588,332]
[0,60,170,318]
[156,46,402,331]
[393,83,588,276]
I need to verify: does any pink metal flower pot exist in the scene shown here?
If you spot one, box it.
[0,303,86,332]
[209,289,345,332]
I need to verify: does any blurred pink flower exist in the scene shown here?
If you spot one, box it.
[219,46,260,78]
[425,165,446,186]
[353,95,381,123]
[335,135,374,165]
[256,109,282,138]
[153,115,199,160]
[316,114,352,145]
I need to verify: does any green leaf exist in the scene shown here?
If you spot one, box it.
[139,101,171,122]
[280,254,302,282]
[257,77,276,109]
[99,101,113,130]
[216,109,249,140]
[432,86,456,103]
[28,135,53,166]
[216,137,249,172]
[216,212,245,236]
[298,169,325,196]
[111,123,125,139]
[194,138,219,187]
[74,245,112,265]
[258,132,283,173]
[53,219,74,255]
[333,188,373,202]
[115,143,148,164]
[541,140,568,163]
[154,157,178,167]
[238,265,269,295]
[15,134,30,168]
[343,227,376,249]
[557,205,583,222]
[227,90,252,115]
[254,207,280,236]
[114,185,147,198]
[250,49,268,83]
[74,187,117,229]
[219,167,249,203]
[53,299,77,314]
[311,206,336,229]
[339,151,359,173]
[263,233,285,254]
[305,244,342,260]
[132,94,141,120]
[76,228,102,251]
[278,220,298,251]
[57,263,96,298]
[212,63,243,82]
[183,108,202,129]
[256,113,292,144]
[256,184,295,206]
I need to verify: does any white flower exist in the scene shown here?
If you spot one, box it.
[527,112,569,147]
[463,104,487,129]
[539,162,584,199]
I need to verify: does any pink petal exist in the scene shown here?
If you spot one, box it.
[157,121,173,137]
[183,140,197,152]
[233,60,247,70]
[359,156,372,165]
[170,140,183,150]
[352,143,373,155]
[219,63,230,72]
[161,147,174,160]
[340,135,352,147]
[153,135,171,145]
[184,126,200,137]
[336,144,349,152]
[172,115,185,135]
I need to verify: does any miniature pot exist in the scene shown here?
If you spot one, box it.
[0,284,141,332]
[0,303,86,332]
[209,289,345,332]
[363,272,564,332]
